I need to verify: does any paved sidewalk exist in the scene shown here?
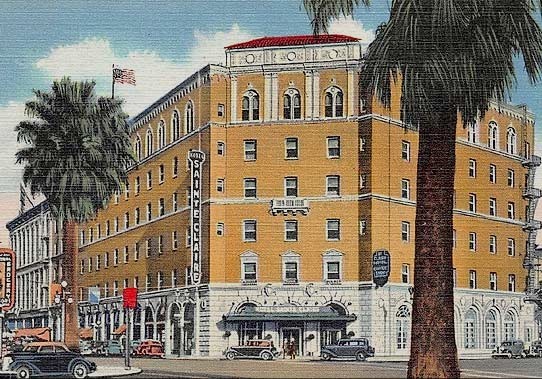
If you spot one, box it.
[89,366,142,378]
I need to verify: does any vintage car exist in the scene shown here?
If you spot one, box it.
[224,339,279,360]
[528,340,542,357]
[492,340,526,359]
[3,341,97,378]
[320,338,375,361]
[132,340,165,358]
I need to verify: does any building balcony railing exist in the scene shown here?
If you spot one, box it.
[270,198,310,216]
[241,279,258,286]
[523,188,542,199]
[522,155,542,168]
[523,220,542,231]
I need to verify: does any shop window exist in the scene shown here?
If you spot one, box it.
[464,308,477,349]
[238,321,263,344]
[485,310,497,349]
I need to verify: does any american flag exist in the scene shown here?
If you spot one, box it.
[113,68,136,85]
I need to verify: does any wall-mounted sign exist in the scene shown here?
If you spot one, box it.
[123,288,138,309]
[0,249,15,311]
[372,249,391,288]
[188,150,205,285]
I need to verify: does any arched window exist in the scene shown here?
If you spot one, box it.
[133,308,141,341]
[283,89,301,119]
[145,129,153,157]
[171,110,180,142]
[185,101,195,133]
[241,91,260,121]
[467,122,478,144]
[488,122,499,150]
[506,127,517,155]
[145,306,155,339]
[324,87,344,118]
[464,308,477,349]
[134,135,142,161]
[485,310,497,349]
[396,305,411,350]
[157,120,165,149]
[504,311,516,341]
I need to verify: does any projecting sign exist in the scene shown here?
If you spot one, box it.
[123,287,138,309]
[0,249,15,311]
[188,150,205,285]
[372,249,391,288]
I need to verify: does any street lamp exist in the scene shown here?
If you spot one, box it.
[54,281,73,343]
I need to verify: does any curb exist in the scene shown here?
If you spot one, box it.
[89,367,142,378]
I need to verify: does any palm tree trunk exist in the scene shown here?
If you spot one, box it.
[407,100,460,378]
[62,220,80,352]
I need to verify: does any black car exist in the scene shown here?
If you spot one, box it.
[224,339,279,360]
[4,342,97,379]
[320,338,375,361]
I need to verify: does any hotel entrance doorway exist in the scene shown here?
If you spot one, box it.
[281,327,302,357]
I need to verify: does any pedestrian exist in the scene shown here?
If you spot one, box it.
[282,338,288,359]
[289,338,296,359]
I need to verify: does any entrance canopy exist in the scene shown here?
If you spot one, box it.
[223,305,356,322]
[14,327,51,341]
[112,324,127,335]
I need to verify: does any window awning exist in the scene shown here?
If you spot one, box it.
[79,328,93,340]
[223,305,356,322]
[14,327,51,341]
[112,324,127,335]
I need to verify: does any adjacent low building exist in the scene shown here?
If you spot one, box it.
[75,34,542,358]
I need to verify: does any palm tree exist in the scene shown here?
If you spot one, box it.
[15,78,134,350]
[304,0,542,377]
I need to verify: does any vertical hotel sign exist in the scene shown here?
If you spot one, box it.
[189,150,205,285]
[0,249,15,311]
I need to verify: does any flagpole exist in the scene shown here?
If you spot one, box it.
[112,64,115,99]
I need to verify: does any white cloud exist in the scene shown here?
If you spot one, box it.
[328,16,374,44]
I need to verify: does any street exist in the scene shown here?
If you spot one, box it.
[91,357,542,378]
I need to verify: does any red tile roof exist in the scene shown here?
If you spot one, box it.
[226,34,359,50]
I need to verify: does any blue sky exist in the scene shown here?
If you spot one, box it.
[0,0,541,243]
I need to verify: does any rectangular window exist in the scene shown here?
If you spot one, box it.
[217,223,224,237]
[159,164,164,183]
[124,212,130,229]
[401,264,410,284]
[326,261,341,281]
[469,232,477,251]
[172,157,178,177]
[489,235,497,254]
[327,136,340,158]
[123,278,128,290]
[172,231,178,250]
[135,176,140,195]
[401,221,410,242]
[243,220,257,242]
[490,272,497,291]
[468,159,477,177]
[508,169,515,187]
[216,178,224,193]
[145,274,151,292]
[106,220,110,236]
[489,164,496,183]
[469,270,477,289]
[402,141,410,161]
[360,174,367,190]
[159,198,165,216]
[125,183,130,199]
[508,274,516,292]
[158,235,163,255]
[114,249,119,266]
[469,193,477,212]
[124,246,129,263]
[147,203,152,221]
[134,243,139,261]
[326,219,340,241]
[244,140,257,161]
[326,175,340,196]
[172,192,178,212]
[114,192,119,204]
[284,220,298,241]
[284,262,298,283]
[284,177,298,197]
[217,141,225,156]
[244,178,257,199]
[157,272,163,290]
[147,171,152,189]
[135,208,140,225]
[508,202,515,219]
[146,239,151,258]
[359,220,367,236]
[489,198,497,216]
[80,259,84,274]
[88,258,92,273]
[401,179,410,200]
[218,104,225,117]
[104,252,109,268]
[103,282,109,297]
[115,217,119,232]
[171,269,178,287]
[285,138,298,159]
[96,255,101,271]
[507,238,515,256]
[243,262,257,282]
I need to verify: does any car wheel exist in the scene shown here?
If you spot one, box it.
[321,352,332,361]
[506,352,512,359]
[226,351,236,360]
[261,351,273,361]
[72,362,89,379]
[356,351,366,361]
[16,365,31,379]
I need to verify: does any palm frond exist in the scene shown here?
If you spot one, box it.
[303,0,370,35]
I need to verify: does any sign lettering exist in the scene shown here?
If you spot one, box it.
[0,249,15,311]
[188,150,205,285]
[372,249,391,288]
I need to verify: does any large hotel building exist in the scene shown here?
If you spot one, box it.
[74,35,542,358]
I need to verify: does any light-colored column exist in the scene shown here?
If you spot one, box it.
[194,293,200,356]
[230,75,238,122]
[304,71,313,119]
[313,72,320,118]
[264,73,272,121]
[347,69,355,117]
[271,73,279,120]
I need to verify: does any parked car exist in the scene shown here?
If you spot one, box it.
[492,340,526,359]
[224,339,279,360]
[529,340,542,357]
[320,338,375,361]
[3,341,97,378]
[132,340,164,358]
[104,340,124,356]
